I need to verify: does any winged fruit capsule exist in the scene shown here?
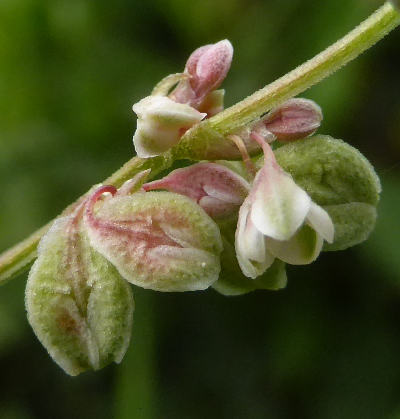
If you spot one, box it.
[83,185,223,292]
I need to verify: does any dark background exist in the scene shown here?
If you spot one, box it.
[1,0,400,418]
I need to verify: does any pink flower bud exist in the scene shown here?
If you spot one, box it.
[188,40,233,100]
[185,45,213,78]
[170,40,233,111]
[259,98,322,142]
[143,163,250,219]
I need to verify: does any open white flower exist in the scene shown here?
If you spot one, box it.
[132,96,206,158]
[235,133,334,279]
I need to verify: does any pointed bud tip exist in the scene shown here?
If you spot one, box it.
[195,40,233,92]
[262,98,323,143]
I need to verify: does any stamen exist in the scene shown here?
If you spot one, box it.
[250,132,276,162]
[227,134,257,178]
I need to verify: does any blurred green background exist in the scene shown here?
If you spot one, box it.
[1,0,400,418]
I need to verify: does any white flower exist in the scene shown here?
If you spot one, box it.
[235,134,334,278]
[132,96,206,158]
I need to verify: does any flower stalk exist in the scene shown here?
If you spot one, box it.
[0,1,399,285]
[175,1,400,160]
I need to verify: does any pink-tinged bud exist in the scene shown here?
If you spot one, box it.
[170,40,233,111]
[259,98,322,143]
[83,186,223,292]
[189,40,233,99]
[185,44,213,77]
[143,163,250,219]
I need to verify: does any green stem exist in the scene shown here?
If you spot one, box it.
[176,1,400,160]
[0,152,174,285]
[0,2,399,285]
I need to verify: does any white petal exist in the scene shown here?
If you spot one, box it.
[267,225,323,265]
[235,199,275,278]
[133,119,177,158]
[307,202,335,243]
[132,96,206,157]
[132,96,206,126]
[250,163,311,241]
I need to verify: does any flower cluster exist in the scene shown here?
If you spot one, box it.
[132,40,233,157]
[26,40,381,375]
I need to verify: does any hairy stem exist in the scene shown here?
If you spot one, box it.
[0,2,399,285]
[0,152,174,284]
[176,2,400,160]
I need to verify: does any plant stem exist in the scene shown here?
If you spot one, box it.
[0,152,174,285]
[176,1,400,160]
[0,2,399,285]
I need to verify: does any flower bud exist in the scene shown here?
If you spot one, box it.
[257,98,322,143]
[143,163,250,219]
[132,96,206,158]
[84,186,223,292]
[26,207,134,376]
[170,40,233,109]
[188,40,233,100]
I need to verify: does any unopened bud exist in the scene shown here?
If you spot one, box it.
[143,163,250,219]
[132,96,206,157]
[170,40,233,110]
[259,98,322,142]
[84,186,223,292]
[189,40,233,99]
